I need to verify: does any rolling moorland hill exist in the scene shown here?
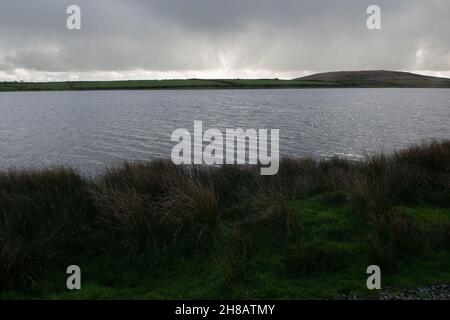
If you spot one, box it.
[296,70,450,88]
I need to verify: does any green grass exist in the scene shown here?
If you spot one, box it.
[0,79,346,91]
[1,140,450,299]
[2,197,449,299]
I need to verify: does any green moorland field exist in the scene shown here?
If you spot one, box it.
[0,78,424,92]
[0,79,341,91]
[1,140,450,299]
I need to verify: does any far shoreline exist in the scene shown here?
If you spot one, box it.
[2,71,450,92]
[2,83,450,93]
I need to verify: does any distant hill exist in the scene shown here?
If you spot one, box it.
[296,70,450,88]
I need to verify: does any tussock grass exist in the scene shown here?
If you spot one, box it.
[161,179,221,244]
[0,167,93,288]
[1,139,449,295]
[367,209,424,269]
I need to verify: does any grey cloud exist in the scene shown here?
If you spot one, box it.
[0,0,449,79]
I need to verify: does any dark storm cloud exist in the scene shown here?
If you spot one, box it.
[0,0,449,79]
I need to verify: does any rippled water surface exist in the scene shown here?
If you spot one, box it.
[0,88,449,174]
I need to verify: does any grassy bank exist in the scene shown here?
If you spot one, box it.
[1,140,450,299]
[0,79,340,92]
[1,78,442,92]
[2,71,450,92]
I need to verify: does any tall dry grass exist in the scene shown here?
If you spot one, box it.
[0,167,93,287]
[161,179,221,244]
[0,139,448,288]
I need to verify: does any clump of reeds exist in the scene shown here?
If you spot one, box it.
[367,209,424,269]
[161,179,221,245]
[90,187,163,255]
[0,167,92,287]
[391,139,450,205]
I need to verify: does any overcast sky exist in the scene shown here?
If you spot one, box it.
[0,0,449,81]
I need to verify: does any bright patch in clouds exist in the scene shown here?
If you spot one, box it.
[0,0,449,81]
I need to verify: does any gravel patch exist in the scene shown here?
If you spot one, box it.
[342,284,450,300]
[380,284,450,300]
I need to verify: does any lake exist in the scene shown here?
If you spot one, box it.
[0,88,449,175]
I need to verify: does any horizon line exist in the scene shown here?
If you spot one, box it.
[2,69,450,84]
